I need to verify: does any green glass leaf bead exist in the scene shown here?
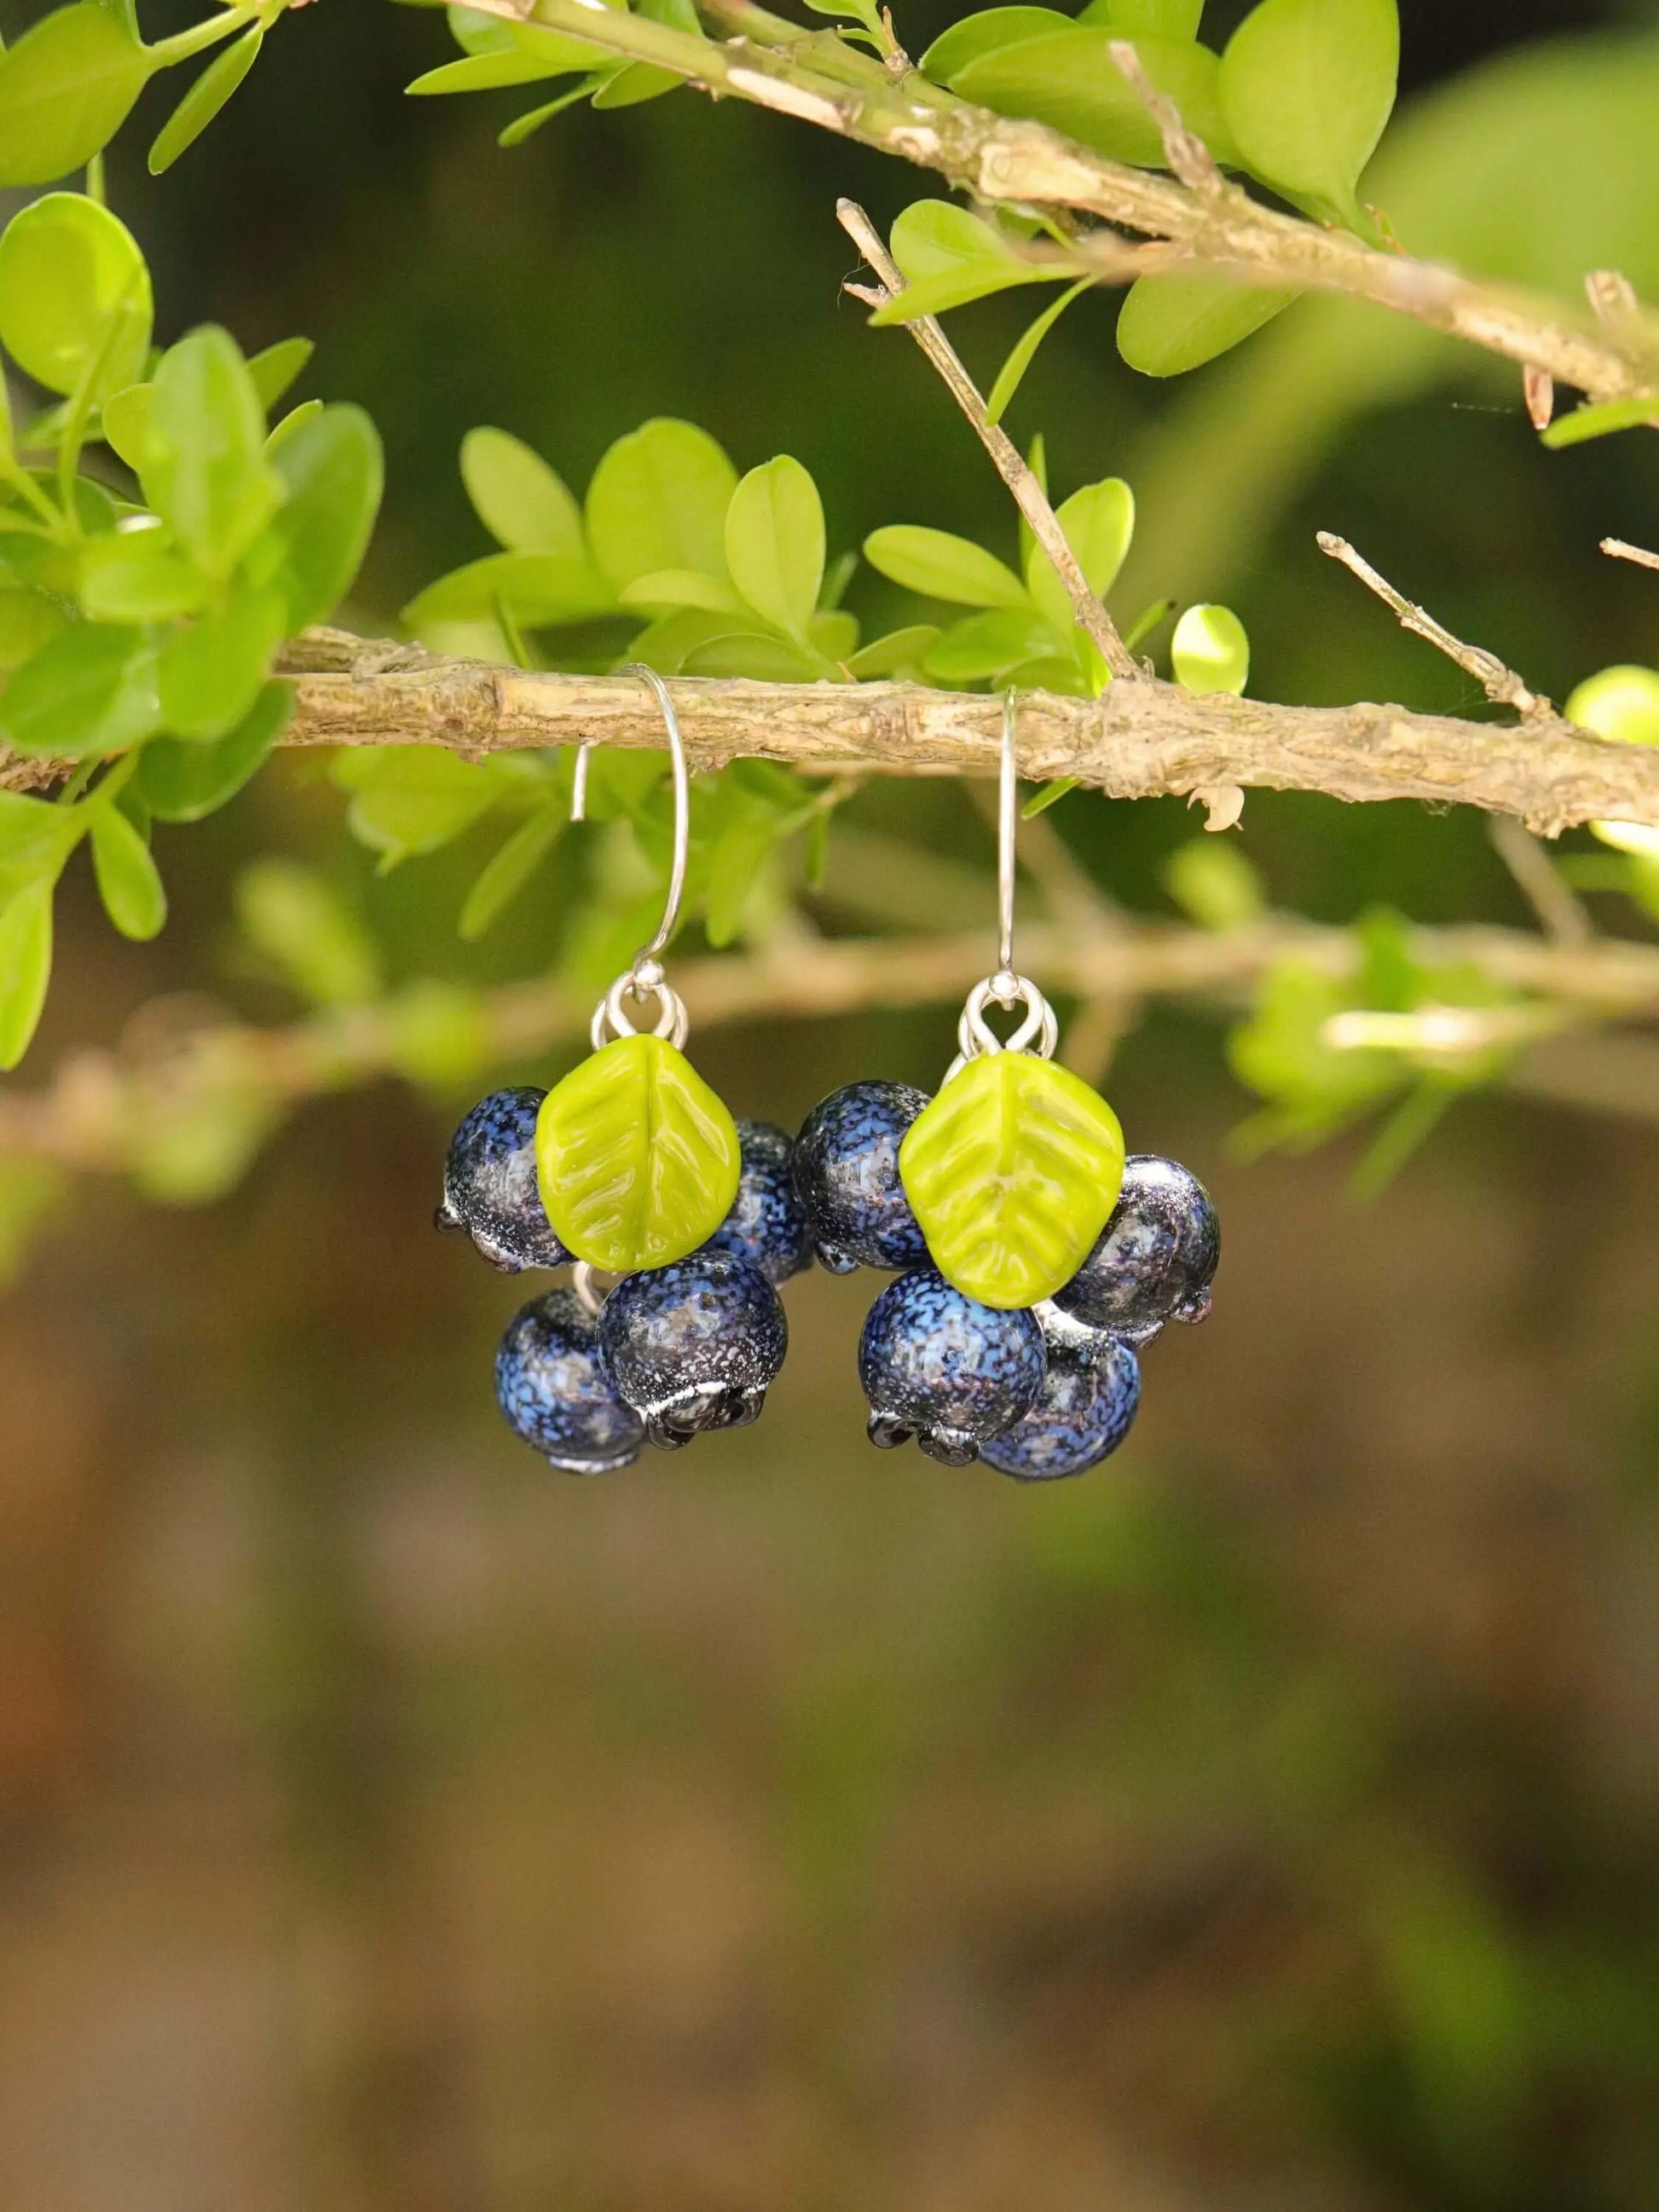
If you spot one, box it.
[899,1053,1126,1309]
[535,1032,741,1273]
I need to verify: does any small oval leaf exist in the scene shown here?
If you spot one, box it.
[1172,603,1250,695]
[900,1052,1126,1308]
[1220,0,1398,219]
[535,1032,741,1271]
[1116,269,1298,375]
[90,802,165,939]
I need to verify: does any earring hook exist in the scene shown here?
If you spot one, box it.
[997,685,1018,983]
[944,690,1059,1078]
[585,664,693,1052]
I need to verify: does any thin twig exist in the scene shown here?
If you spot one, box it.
[13,909,1659,1180]
[1488,814,1592,947]
[1106,38,1223,197]
[835,198,1142,682]
[1316,532,1551,719]
[1604,538,1659,575]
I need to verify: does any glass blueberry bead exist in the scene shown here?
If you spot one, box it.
[792,1080,931,1274]
[495,1289,645,1474]
[858,1265,1046,1469]
[698,1120,812,1286]
[438,1086,571,1273]
[981,1308,1142,1481]
[598,1252,788,1452]
[1052,1154,1220,1346]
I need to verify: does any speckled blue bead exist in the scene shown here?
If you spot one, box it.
[698,1120,812,1286]
[792,1081,931,1274]
[981,1308,1141,1481]
[495,1290,645,1474]
[1053,1154,1219,1346]
[598,1253,788,1451]
[438,1086,571,1273]
[858,1266,1045,1468]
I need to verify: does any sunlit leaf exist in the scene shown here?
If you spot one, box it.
[724,454,824,643]
[0,3,153,187]
[89,800,165,939]
[147,22,263,174]
[863,524,1029,609]
[1117,269,1297,375]
[1220,0,1398,222]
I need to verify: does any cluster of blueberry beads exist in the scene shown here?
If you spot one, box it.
[442,1098,810,1470]
[794,1083,1219,1481]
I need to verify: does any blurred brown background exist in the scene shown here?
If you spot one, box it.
[6,1,1659,2207]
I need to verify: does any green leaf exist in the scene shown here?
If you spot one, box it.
[497,78,602,145]
[1540,398,1659,450]
[0,3,153,188]
[0,586,68,671]
[146,326,281,577]
[874,198,1055,321]
[1566,665,1659,748]
[147,21,262,175]
[585,418,737,592]
[408,46,598,92]
[89,800,165,939]
[985,278,1091,426]
[402,548,612,630]
[1163,836,1264,928]
[459,798,566,939]
[0,621,160,757]
[899,1051,1126,1308]
[951,32,1235,172]
[845,624,940,679]
[924,607,1061,683]
[136,679,290,822]
[101,378,153,471]
[920,8,1072,83]
[265,398,322,456]
[78,528,208,623]
[460,425,585,555]
[158,584,287,740]
[890,197,1020,283]
[336,746,509,867]
[589,57,681,107]
[703,793,782,947]
[679,631,821,680]
[1171,602,1249,693]
[535,1031,742,1272]
[235,857,382,1004]
[0,192,152,399]
[809,607,858,662]
[863,524,1029,609]
[724,455,824,643]
[0,787,80,898]
[263,403,384,630]
[1079,0,1203,33]
[617,568,744,615]
[0,878,52,1070]
[1116,269,1297,375]
[1026,477,1134,636]
[247,337,314,413]
[1220,0,1398,221]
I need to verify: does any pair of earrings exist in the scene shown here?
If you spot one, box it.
[438,685,1219,1481]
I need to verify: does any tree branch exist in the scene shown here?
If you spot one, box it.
[473,0,1659,407]
[248,627,1659,838]
[12,904,1659,1180]
[835,197,1141,680]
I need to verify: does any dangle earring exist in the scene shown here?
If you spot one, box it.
[795,692,1220,1479]
[437,667,812,1469]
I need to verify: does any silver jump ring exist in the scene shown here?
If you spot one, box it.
[571,1262,607,1318]
[591,967,691,1052]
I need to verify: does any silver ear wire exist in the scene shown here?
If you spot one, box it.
[587,665,693,1051]
[944,690,1059,1082]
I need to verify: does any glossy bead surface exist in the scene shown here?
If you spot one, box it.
[495,1290,645,1473]
[1052,1153,1220,1345]
[982,1309,1141,1481]
[699,1120,812,1286]
[598,1253,788,1451]
[858,1265,1045,1468]
[439,1086,571,1273]
[793,1081,931,1274]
